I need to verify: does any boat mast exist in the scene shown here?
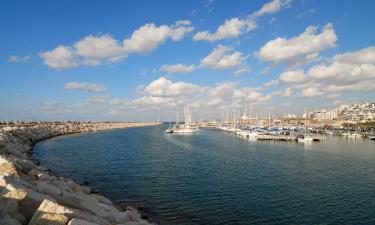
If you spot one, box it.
[249,103,252,121]
[305,108,307,136]
[268,112,271,127]
[176,110,179,127]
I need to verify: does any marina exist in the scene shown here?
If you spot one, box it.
[2,1,375,224]
[33,124,375,225]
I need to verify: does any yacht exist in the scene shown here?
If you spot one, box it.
[297,135,314,143]
[173,125,198,133]
[170,106,198,134]
[165,127,173,133]
[298,108,313,143]
[348,132,362,139]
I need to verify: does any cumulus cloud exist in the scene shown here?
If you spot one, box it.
[40,21,194,69]
[282,87,293,96]
[42,76,286,119]
[74,35,125,65]
[160,64,197,73]
[40,46,78,69]
[138,77,203,97]
[193,18,255,42]
[200,45,247,70]
[159,45,249,75]
[279,70,306,83]
[332,46,375,64]
[252,0,291,17]
[258,23,337,66]
[278,45,375,97]
[301,87,323,97]
[64,82,107,93]
[123,22,194,53]
[193,0,290,42]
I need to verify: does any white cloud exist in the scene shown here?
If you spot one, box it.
[200,45,247,70]
[234,66,251,76]
[301,87,323,97]
[40,77,286,119]
[40,46,78,69]
[282,87,293,96]
[74,35,125,64]
[193,18,255,42]
[8,55,31,63]
[159,45,249,75]
[123,22,194,53]
[332,46,375,64]
[279,45,375,96]
[160,64,197,73]
[193,0,290,42]
[262,79,279,87]
[139,77,203,97]
[258,23,337,65]
[64,82,107,93]
[252,0,291,17]
[279,70,306,83]
[40,21,193,69]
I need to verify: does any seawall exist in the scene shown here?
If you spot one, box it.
[0,121,160,225]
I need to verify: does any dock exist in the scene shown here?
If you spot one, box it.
[256,135,298,141]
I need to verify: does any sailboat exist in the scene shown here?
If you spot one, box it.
[171,106,198,134]
[165,120,173,133]
[298,108,313,143]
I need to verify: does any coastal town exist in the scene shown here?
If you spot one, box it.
[164,102,375,142]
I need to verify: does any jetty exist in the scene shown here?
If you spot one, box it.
[0,121,159,225]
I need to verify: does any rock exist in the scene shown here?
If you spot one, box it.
[17,158,38,171]
[28,199,72,225]
[0,155,19,178]
[27,199,111,225]
[32,199,74,214]
[91,194,112,206]
[0,188,28,224]
[35,181,62,197]
[50,179,73,193]
[29,213,69,225]
[28,170,54,181]
[68,209,111,225]
[0,214,23,225]
[67,218,99,225]
[3,185,57,221]
[123,221,155,225]
[0,174,36,192]
[2,188,27,200]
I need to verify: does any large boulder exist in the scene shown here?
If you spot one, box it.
[35,181,62,198]
[0,155,19,178]
[29,213,69,225]
[28,199,73,225]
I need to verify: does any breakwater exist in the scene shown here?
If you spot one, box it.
[0,121,159,225]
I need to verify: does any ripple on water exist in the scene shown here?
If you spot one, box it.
[34,125,375,225]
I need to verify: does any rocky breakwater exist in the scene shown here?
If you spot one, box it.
[0,121,159,225]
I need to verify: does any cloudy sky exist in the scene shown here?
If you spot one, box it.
[1,0,375,121]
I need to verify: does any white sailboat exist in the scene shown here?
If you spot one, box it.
[298,108,313,143]
[172,106,198,134]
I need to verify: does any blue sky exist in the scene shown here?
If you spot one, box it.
[1,0,375,121]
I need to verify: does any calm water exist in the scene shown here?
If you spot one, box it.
[33,124,375,225]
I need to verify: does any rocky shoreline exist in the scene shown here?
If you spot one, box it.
[0,121,160,225]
